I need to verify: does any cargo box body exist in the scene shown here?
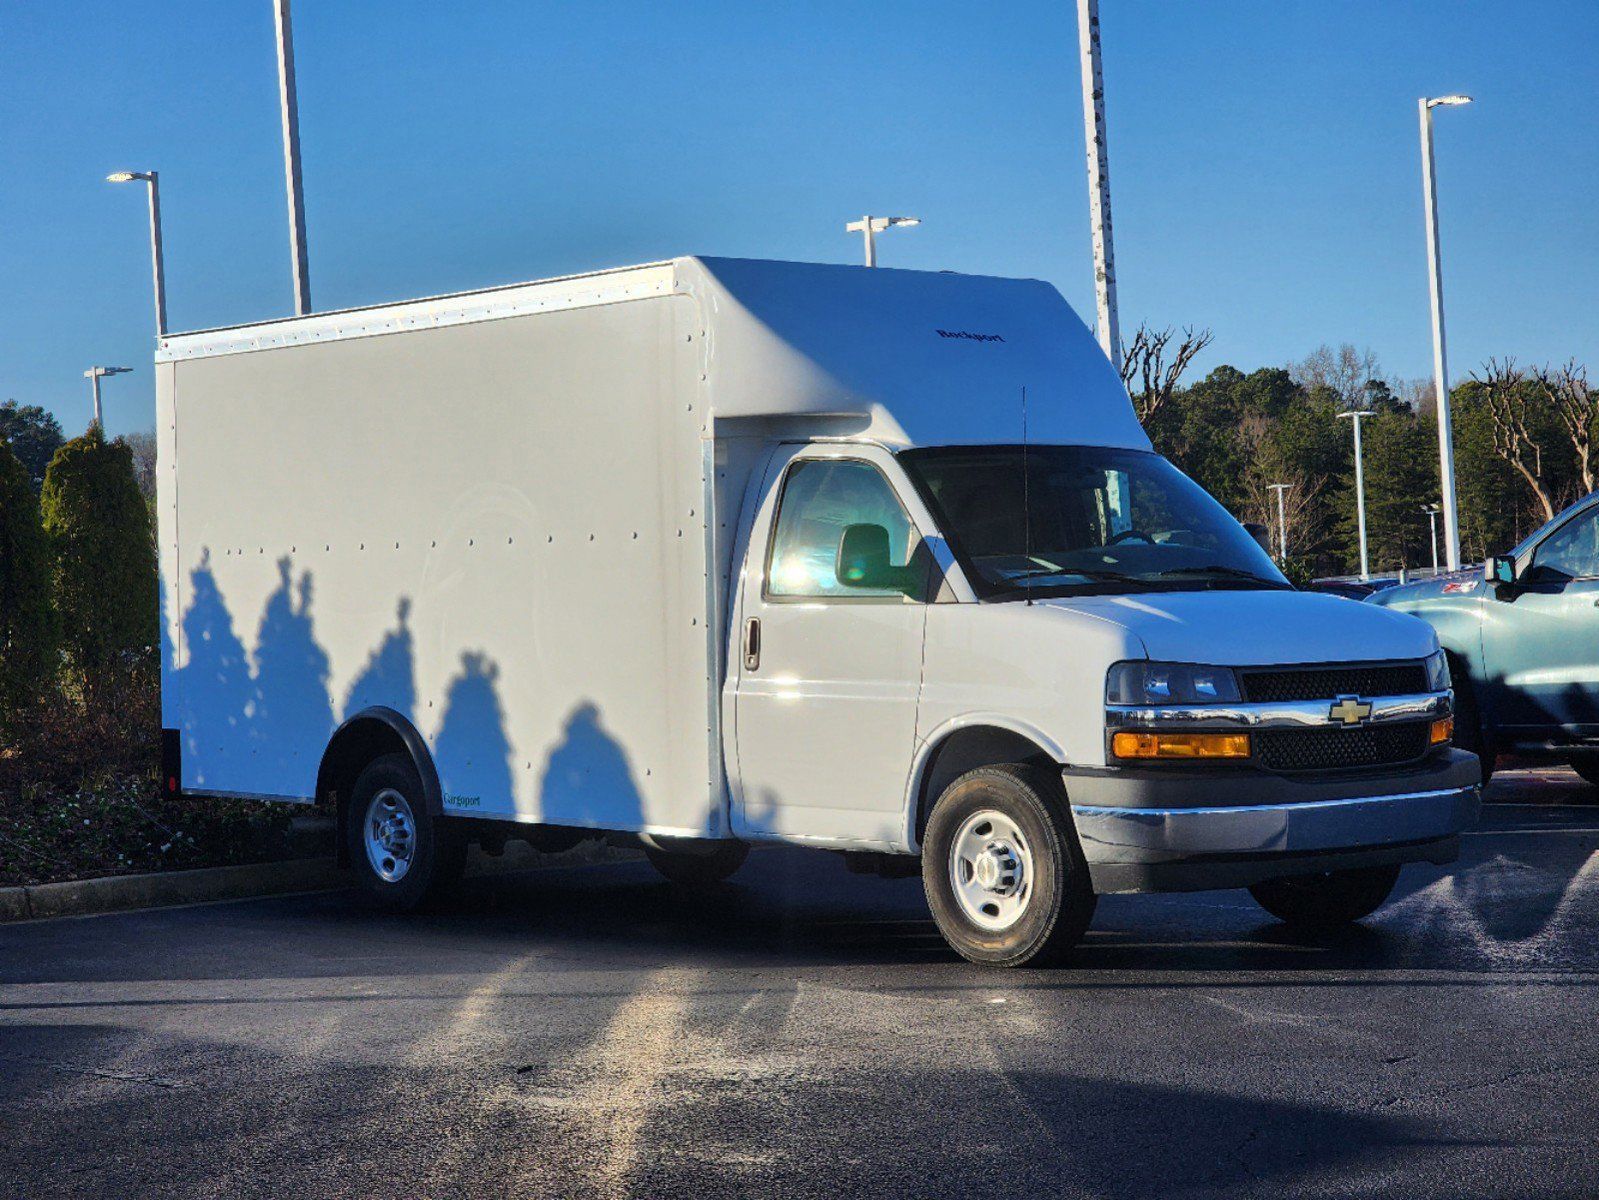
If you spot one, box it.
[157,255,1143,838]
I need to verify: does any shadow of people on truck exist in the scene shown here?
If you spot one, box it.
[248,558,336,793]
[433,651,516,812]
[536,701,645,832]
[343,598,417,722]
[172,551,254,788]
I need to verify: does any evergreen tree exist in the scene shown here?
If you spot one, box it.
[39,426,157,685]
[0,440,57,725]
[0,400,65,489]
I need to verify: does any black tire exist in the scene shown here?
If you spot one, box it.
[1248,864,1401,929]
[1449,658,1495,786]
[344,753,467,909]
[644,838,749,885]
[921,763,1097,968]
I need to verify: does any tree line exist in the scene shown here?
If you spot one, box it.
[1120,332,1598,581]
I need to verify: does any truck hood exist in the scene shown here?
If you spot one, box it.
[1367,568,1484,608]
[1046,589,1438,666]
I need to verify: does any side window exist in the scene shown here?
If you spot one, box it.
[767,459,919,598]
[1531,508,1599,581]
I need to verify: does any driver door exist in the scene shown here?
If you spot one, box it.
[730,446,931,846]
[1483,503,1599,737]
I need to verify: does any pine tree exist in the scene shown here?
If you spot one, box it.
[39,426,157,686]
[0,440,57,726]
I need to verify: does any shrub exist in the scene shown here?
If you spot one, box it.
[39,426,157,686]
[0,439,56,729]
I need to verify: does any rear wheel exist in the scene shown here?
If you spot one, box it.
[1248,864,1401,929]
[344,753,466,909]
[644,837,749,885]
[921,763,1096,968]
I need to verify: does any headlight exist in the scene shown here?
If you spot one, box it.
[1424,649,1451,692]
[1106,661,1242,705]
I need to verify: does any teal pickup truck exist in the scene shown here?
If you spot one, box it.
[1368,489,1599,790]
[1369,491,1599,786]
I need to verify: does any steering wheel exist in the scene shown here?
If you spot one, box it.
[1106,529,1156,545]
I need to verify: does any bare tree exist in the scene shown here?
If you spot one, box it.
[1118,322,1214,424]
[1477,358,1558,522]
[1291,343,1381,409]
[1533,361,1597,495]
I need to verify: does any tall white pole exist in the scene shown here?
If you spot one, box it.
[1420,97,1468,571]
[88,372,102,429]
[1426,507,1440,571]
[275,0,312,315]
[145,172,167,336]
[861,216,877,268]
[1268,482,1291,563]
[1077,0,1120,372]
[1339,410,1372,580]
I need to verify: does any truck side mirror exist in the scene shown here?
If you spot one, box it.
[1243,522,1272,555]
[837,523,913,594]
[1485,555,1517,586]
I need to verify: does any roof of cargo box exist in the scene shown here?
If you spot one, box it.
[156,256,1148,451]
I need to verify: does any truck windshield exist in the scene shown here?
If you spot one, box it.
[898,444,1290,599]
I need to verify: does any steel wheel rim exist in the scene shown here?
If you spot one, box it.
[949,809,1033,931]
[364,788,416,883]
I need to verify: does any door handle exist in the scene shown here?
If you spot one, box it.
[743,617,761,671]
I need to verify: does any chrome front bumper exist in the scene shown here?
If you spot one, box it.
[1066,751,1482,893]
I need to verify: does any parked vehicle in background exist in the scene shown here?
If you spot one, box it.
[156,257,1480,967]
[1370,491,1599,787]
[1307,579,1382,601]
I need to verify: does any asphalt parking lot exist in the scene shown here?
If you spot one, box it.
[3,769,1596,1200]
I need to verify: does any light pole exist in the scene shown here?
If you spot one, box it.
[1076,0,1120,372]
[1267,483,1292,564]
[1422,503,1442,573]
[1420,94,1471,571]
[275,0,312,314]
[845,216,920,267]
[1338,409,1373,581]
[84,366,133,430]
[106,171,167,337]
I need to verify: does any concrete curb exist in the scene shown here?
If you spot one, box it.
[0,840,640,924]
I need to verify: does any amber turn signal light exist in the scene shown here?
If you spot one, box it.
[1112,731,1251,760]
[1429,717,1453,745]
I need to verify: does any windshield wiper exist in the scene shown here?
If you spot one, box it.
[1005,566,1137,583]
[1153,565,1290,589]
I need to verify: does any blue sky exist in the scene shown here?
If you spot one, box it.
[2,1,1594,437]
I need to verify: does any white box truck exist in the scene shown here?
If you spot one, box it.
[157,257,1479,966]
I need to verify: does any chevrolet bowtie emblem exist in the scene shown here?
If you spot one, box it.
[1329,695,1373,726]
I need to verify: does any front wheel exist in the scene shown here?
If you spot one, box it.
[921,764,1096,968]
[344,753,467,909]
[1248,864,1401,929]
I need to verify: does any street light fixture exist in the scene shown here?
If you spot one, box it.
[1419,93,1472,572]
[84,366,133,430]
[107,170,167,337]
[845,216,920,267]
[1266,483,1292,564]
[1338,409,1374,581]
[1422,503,1443,573]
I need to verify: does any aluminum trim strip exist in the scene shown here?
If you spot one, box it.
[1071,784,1472,819]
[156,263,678,363]
[1104,691,1450,731]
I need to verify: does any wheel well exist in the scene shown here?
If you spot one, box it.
[914,726,1058,842]
[316,708,442,866]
